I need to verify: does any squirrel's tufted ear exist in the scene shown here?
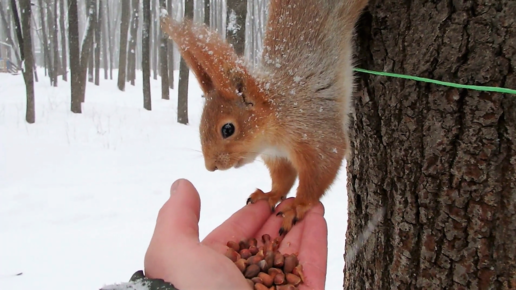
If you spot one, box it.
[160,16,261,102]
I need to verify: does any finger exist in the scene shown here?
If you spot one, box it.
[277,202,325,255]
[201,199,271,252]
[149,179,201,248]
[297,203,327,290]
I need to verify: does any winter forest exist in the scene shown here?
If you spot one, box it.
[0,0,267,123]
[1,0,516,289]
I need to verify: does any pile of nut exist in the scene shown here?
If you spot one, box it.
[224,234,305,290]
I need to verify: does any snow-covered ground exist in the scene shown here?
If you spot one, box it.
[0,69,348,289]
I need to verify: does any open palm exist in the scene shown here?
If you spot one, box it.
[144,179,328,290]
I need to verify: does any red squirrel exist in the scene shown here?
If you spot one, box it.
[160,0,369,235]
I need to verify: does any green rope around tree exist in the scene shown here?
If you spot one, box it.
[354,68,516,95]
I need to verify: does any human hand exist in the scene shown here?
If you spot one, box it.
[144,179,328,290]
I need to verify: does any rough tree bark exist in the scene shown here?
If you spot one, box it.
[59,0,67,81]
[117,0,131,91]
[225,0,246,56]
[159,0,169,100]
[344,0,516,289]
[142,0,151,111]
[68,0,81,113]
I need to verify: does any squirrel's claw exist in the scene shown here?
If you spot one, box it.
[276,200,312,236]
[247,188,285,213]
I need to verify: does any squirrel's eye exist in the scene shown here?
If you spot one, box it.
[221,123,235,139]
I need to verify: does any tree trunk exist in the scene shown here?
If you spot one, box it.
[0,1,21,65]
[117,0,130,91]
[80,0,96,101]
[225,0,246,56]
[177,0,193,124]
[13,0,35,123]
[142,0,151,111]
[38,0,53,85]
[204,0,210,27]
[159,0,169,100]
[344,1,516,289]
[68,0,81,113]
[59,0,67,81]
[100,0,108,80]
[127,0,140,86]
[166,0,174,89]
[151,0,158,80]
[94,0,101,85]
[106,1,113,80]
[51,0,60,86]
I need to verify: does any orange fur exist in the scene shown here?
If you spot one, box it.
[160,0,369,235]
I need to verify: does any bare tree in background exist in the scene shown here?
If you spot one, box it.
[51,0,61,85]
[177,0,193,124]
[127,0,140,86]
[100,0,108,80]
[117,0,130,91]
[94,0,102,85]
[204,0,210,26]
[11,0,35,123]
[151,0,158,80]
[59,0,68,81]
[79,0,96,100]
[152,0,158,80]
[166,0,174,89]
[225,0,246,56]
[106,1,114,80]
[68,0,81,113]
[38,0,53,84]
[142,0,151,111]
[0,1,21,65]
[159,0,169,100]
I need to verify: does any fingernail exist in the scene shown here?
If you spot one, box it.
[171,179,182,195]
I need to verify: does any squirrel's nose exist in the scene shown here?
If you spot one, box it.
[206,162,218,172]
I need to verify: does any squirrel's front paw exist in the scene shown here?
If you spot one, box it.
[276,200,314,236]
[246,189,286,213]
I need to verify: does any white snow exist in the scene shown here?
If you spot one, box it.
[0,69,348,289]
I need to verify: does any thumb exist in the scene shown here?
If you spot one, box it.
[144,179,201,280]
[149,179,201,247]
